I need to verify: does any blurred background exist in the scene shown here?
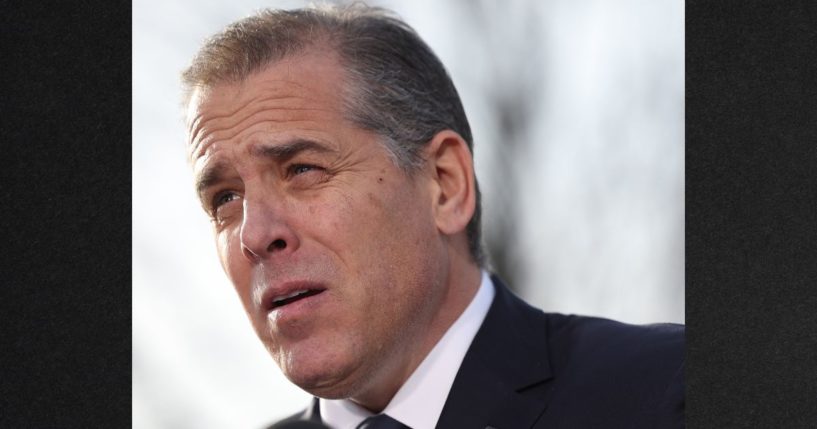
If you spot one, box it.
[133,0,684,427]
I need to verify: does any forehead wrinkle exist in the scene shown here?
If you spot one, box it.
[191,112,337,164]
[194,94,305,134]
[188,98,257,161]
[188,62,347,163]
[194,76,334,134]
[188,50,346,145]
[189,91,292,156]
[189,100,336,163]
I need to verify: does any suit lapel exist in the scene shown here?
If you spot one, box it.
[436,276,555,429]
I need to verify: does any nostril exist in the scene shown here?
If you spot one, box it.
[270,239,287,251]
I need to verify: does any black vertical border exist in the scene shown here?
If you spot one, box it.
[0,1,132,427]
[687,1,817,427]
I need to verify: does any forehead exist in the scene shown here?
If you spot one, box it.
[185,50,351,162]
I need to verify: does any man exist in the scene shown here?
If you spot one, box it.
[181,4,683,429]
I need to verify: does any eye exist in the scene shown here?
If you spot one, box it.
[211,191,240,211]
[207,191,242,225]
[290,164,318,175]
[218,191,238,204]
[284,163,329,188]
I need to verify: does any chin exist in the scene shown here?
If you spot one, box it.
[285,364,363,400]
[274,346,365,399]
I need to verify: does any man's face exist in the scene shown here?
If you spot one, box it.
[186,52,450,399]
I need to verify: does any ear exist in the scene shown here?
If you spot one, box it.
[425,130,476,236]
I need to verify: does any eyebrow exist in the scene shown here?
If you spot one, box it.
[195,138,336,199]
[195,161,230,200]
[251,138,335,161]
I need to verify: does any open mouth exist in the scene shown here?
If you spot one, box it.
[269,289,324,310]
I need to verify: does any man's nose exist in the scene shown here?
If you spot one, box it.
[239,196,299,262]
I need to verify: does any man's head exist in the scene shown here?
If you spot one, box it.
[183,5,483,263]
[182,4,482,410]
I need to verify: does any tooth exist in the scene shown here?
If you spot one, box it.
[274,290,307,303]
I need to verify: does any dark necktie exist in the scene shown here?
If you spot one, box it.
[355,414,412,429]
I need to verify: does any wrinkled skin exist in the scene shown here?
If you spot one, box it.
[186,50,477,411]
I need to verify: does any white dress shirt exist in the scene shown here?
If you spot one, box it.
[320,271,495,429]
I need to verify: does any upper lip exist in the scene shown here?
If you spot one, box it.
[261,281,327,312]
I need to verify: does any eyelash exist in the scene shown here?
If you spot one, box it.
[211,191,239,212]
[288,163,319,176]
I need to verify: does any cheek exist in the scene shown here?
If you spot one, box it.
[301,189,360,242]
[215,229,235,273]
[216,229,253,301]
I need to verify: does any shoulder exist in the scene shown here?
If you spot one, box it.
[540,313,685,427]
[489,275,684,381]
[545,313,684,370]
[468,277,684,427]
[491,276,683,372]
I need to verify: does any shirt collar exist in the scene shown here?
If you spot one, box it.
[320,271,495,429]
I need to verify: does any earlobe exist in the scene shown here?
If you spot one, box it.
[426,130,476,236]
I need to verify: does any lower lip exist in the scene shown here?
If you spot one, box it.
[267,290,327,325]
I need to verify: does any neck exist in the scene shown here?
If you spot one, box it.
[352,257,482,412]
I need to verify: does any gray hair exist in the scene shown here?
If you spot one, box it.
[181,3,484,265]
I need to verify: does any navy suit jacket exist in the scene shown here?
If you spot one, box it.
[269,276,684,428]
